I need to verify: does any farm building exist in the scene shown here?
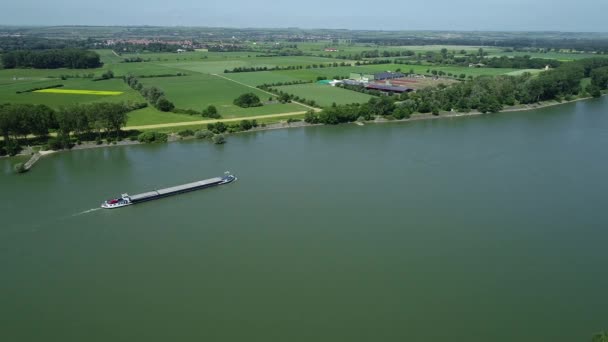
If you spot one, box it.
[373,72,405,80]
[349,72,405,82]
[365,84,413,94]
[342,79,365,86]
[324,48,339,52]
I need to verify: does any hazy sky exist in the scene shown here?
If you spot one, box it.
[3,0,607,32]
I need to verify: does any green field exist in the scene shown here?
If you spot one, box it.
[138,74,304,118]
[275,83,376,107]
[0,78,143,107]
[126,106,204,126]
[157,55,349,74]
[489,51,605,61]
[296,41,503,58]
[222,71,301,86]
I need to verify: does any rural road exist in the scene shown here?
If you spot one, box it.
[125,111,308,130]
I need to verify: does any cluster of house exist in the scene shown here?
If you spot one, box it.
[103,39,196,49]
[326,72,414,94]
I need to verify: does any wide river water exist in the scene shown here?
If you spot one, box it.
[1,98,608,341]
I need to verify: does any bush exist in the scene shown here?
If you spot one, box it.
[202,105,221,118]
[233,93,262,108]
[177,129,195,137]
[194,129,214,139]
[0,146,6,156]
[47,136,72,150]
[212,134,226,145]
[137,131,168,143]
[207,122,227,134]
[393,105,412,120]
[13,163,26,174]
[155,97,175,112]
[3,140,22,156]
[587,84,602,98]
[239,120,253,131]
[304,110,319,124]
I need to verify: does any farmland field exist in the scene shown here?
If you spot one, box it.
[138,74,305,118]
[157,55,350,74]
[296,42,503,58]
[0,78,143,107]
[275,83,376,107]
[488,51,605,61]
[126,106,204,126]
[222,71,301,86]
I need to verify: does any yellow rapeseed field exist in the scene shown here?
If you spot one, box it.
[34,89,123,95]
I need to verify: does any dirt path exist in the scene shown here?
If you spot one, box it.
[125,111,308,130]
[211,73,321,112]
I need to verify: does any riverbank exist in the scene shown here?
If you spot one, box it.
[1,95,600,161]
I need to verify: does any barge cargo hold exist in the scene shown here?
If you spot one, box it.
[101,172,236,209]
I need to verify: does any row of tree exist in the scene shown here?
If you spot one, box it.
[224,59,391,73]
[1,49,102,69]
[123,75,175,112]
[256,85,319,108]
[0,102,133,155]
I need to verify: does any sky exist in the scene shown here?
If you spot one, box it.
[2,0,607,32]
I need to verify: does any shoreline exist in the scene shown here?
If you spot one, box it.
[1,95,599,160]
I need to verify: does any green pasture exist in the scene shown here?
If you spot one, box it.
[0,78,143,108]
[223,71,301,86]
[158,55,348,74]
[138,74,304,118]
[275,83,376,107]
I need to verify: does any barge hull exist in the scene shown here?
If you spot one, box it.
[130,178,224,204]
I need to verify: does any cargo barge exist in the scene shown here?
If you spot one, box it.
[101,172,236,209]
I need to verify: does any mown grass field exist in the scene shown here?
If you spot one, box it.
[126,106,204,126]
[275,83,376,107]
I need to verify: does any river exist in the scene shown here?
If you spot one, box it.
[1,98,607,342]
